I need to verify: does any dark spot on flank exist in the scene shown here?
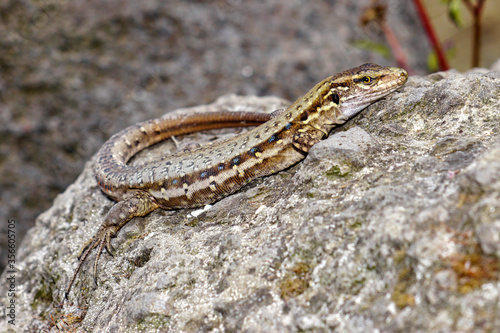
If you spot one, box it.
[184,188,189,194]
[300,111,309,122]
[207,167,219,177]
[231,156,241,166]
[181,175,190,185]
[249,145,262,157]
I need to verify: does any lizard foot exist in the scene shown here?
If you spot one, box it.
[65,225,117,298]
[64,192,158,298]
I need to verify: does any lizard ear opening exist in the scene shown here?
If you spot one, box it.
[331,92,340,105]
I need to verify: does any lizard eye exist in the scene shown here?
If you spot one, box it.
[331,92,340,105]
[362,76,372,84]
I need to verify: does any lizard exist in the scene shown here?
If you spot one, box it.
[65,63,408,296]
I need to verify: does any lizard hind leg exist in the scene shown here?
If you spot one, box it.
[65,191,158,297]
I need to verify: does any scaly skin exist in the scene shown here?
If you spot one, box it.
[66,63,408,296]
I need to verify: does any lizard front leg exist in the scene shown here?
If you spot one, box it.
[66,191,158,296]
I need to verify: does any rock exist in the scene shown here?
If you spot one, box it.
[476,221,500,256]
[2,65,500,332]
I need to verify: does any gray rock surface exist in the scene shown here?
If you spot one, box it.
[2,67,500,332]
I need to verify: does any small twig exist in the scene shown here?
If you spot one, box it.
[462,0,486,67]
[461,0,474,12]
[412,0,450,71]
[359,1,411,71]
[379,21,410,72]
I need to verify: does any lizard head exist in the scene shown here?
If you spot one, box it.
[326,63,408,121]
[284,63,408,153]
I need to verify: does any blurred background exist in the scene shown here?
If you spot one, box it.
[0,0,499,272]
[422,0,500,71]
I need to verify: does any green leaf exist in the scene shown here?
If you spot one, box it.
[427,51,439,72]
[351,40,391,58]
[427,45,456,72]
[447,0,464,27]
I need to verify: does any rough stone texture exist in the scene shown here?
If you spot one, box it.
[2,65,500,332]
[0,0,429,273]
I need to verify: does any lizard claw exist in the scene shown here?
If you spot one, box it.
[65,226,116,297]
[65,192,158,298]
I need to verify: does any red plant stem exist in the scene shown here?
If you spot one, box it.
[380,21,411,73]
[412,0,450,71]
